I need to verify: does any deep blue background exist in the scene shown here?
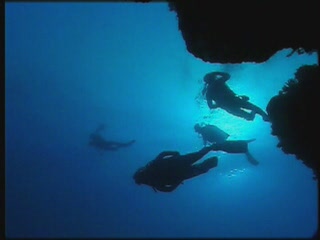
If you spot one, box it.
[5,2,318,238]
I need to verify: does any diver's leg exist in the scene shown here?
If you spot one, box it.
[99,141,121,151]
[242,101,269,121]
[182,157,218,180]
[195,156,218,171]
[121,140,136,147]
[213,140,259,165]
[108,145,119,151]
[224,107,256,121]
[213,140,249,153]
[115,140,136,148]
[179,146,213,165]
[105,140,135,148]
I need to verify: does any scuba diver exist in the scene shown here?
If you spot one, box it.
[194,123,259,166]
[194,123,230,145]
[133,140,257,193]
[202,71,270,122]
[89,124,135,152]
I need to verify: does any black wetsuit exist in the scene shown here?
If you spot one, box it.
[204,71,269,121]
[136,146,218,192]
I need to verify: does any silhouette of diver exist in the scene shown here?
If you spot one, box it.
[133,140,256,193]
[194,123,230,145]
[89,124,135,152]
[194,123,259,166]
[202,71,270,122]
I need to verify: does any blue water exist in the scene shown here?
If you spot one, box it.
[5,2,318,238]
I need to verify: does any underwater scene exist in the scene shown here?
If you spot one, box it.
[5,2,318,238]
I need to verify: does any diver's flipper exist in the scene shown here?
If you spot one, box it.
[245,152,259,166]
[185,157,218,180]
[122,140,136,147]
[200,157,218,170]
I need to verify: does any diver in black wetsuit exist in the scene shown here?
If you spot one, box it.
[203,71,270,122]
[133,140,257,193]
[133,145,217,192]
[194,123,230,145]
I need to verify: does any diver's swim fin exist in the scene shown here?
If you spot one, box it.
[201,157,218,170]
[245,138,256,143]
[185,157,218,180]
[245,152,259,166]
[123,140,136,147]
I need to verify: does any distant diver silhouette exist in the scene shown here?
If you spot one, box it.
[89,124,136,152]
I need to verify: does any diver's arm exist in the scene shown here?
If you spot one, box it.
[206,94,218,109]
[201,84,208,96]
[202,137,208,146]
